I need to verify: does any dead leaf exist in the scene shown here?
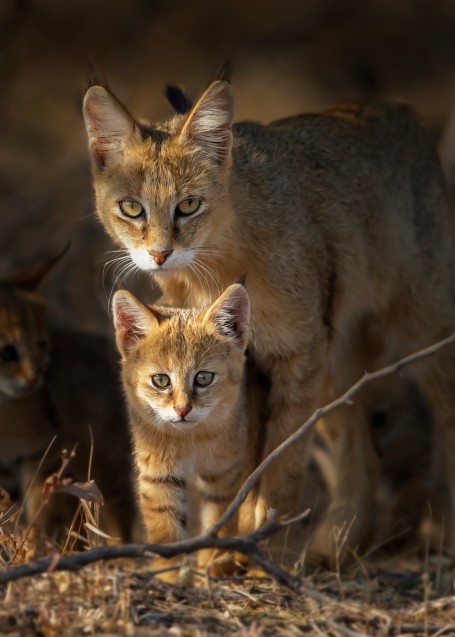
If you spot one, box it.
[55,480,104,504]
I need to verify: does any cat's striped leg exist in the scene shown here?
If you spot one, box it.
[195,436,246,575]
[135,447,187,580]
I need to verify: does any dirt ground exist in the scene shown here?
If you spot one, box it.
[2,1,455,634]
[1,550,455,636]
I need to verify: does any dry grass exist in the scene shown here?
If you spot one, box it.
[1,481,455,637]
[1,549,455,636]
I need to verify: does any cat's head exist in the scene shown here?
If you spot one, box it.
[112,283,249,436]
[83,77,233,278]
[0,251,65,400]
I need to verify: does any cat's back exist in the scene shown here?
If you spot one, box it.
[233,100,436,175]
[230,99,444,254]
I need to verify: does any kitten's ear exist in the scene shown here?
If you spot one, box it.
[83,86,141,170]
[9,243,69,291]
[112,290,158,358]
[202,283,250,350]
[179,80,233,165]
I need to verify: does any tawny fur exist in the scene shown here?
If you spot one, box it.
[84,77,455,565]
[112,283,255,575]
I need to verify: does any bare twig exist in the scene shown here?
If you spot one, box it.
[209,332,455,535]
[0,510,313,592]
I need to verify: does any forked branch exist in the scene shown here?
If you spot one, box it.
[0,511,310,591]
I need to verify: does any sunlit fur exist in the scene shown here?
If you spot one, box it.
[113,284,252,575]
[0,256,136,543]
[85,79,455,565]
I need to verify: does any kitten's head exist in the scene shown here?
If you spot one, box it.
[0,252,64,400]
[83,77,233,278]
[112,283,249,436]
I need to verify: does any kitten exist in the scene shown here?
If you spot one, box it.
[112,283,253,573]
[0,253,136,543]
[83,73,455,563]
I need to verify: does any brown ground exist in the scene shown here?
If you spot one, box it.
[2,1,455,634]
[1,548,455,636]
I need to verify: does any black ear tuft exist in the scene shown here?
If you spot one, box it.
[85,63,109,93]
[165,85,193,115]
[216,61,233,84]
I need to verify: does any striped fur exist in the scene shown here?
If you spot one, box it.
[113,284,252,575]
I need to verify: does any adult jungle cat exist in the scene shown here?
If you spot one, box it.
[83,72,455,563]
[0,253,136,543]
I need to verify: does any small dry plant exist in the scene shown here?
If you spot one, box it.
[0,446,109,570]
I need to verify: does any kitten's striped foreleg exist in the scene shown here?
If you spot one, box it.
[195,449,246,574]
[135,452,187,545]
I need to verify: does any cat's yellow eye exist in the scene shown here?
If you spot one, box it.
[151,373,171,389]
[194,371,214,387]
[119,199,145,218]
[176,198,202,216]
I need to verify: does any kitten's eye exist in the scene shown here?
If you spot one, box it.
[194,371,214,387]
[176,198,202,216]
[151,373,171,389]
[0,344,19,363]
[119,199,145,218]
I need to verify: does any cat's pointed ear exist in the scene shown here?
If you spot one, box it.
[83,86,141,170]
[202,283,250,350]
[112,290,158,358]
[179,80,233,165]
[9,243,69,291]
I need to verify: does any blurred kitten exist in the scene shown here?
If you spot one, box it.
[0,251,136,543]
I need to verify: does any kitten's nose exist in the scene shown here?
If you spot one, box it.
[148,249,173,265]
[174,404,192,419]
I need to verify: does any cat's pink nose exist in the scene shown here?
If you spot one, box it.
[174,404,192,419]
[148,249,173,265]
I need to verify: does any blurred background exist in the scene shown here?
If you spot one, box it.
[2,0,455,333]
